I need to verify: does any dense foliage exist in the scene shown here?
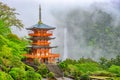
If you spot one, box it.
[59,57,120,79]
[0,2,42,80]
[0,71,13,80]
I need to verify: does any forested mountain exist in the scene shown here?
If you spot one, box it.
[53,2,120,60]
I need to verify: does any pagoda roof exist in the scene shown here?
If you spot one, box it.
[28,37,55,40]
[26,23,55,30]
[27,45,57,49]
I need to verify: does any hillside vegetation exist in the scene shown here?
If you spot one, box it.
[59,57,120,80]
[0,2,42,80]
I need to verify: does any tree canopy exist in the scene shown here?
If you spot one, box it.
[0,2,23,28]
[0,2,41,80]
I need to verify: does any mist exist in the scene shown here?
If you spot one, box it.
[51,0,120,60]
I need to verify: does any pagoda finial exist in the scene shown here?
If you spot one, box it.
[38,4,42,24]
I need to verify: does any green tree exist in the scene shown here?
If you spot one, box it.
[37,64,48,77]
[78,57,96,64]
[99,57,108,69]
[0,2,23,28]
[0,20,11,36]
[63,58,77,64]
[113,55,120,66]
[59,62,68,71]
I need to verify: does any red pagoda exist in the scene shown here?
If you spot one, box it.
[24,5,60,63]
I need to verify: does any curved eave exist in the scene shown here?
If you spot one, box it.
[26,23,56,30]
[27,46,57,49]
[23,54,60,59]
[28,37,56,40]
[26,27,55,30]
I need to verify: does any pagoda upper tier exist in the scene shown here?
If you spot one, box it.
[27,22,57,49]
[26,23,55,30]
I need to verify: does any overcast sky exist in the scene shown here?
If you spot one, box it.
[1,0,115,37]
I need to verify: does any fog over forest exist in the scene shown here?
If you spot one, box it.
[52,0,120,60]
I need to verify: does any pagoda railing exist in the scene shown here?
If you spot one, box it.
[23,53,60,58]
[29,33,52,36]
[31,42,51,46]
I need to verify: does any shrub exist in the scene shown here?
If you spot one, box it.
[37,64,48,77]
[109,65,120,77]
[25,71,42,80]
[25,65,34,71]
[90,71,115,77]
[63,58,77,64]
[76,62,101,73]
[59,62,68,71]
[68,64,78,75]
[9,68,26,80]
[64,71,69,77]
[80,74,89,80]
[0,71,13,80]
[33,58,40,65]
[48,72,54,79]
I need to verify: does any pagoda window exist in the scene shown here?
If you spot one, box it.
[34,30,38,34]
[41,52,44,56]
[38,30,41,34]
[46,53,48,56]
[41,30,44,33]
[38,40,40,43]
[37,53,40,56]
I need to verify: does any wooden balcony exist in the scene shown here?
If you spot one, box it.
[29,33,52,37]
[23,53,60,59]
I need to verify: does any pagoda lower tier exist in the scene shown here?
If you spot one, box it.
[24,45,59,63]
[23,53,60,63]
[24,51,60,63]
